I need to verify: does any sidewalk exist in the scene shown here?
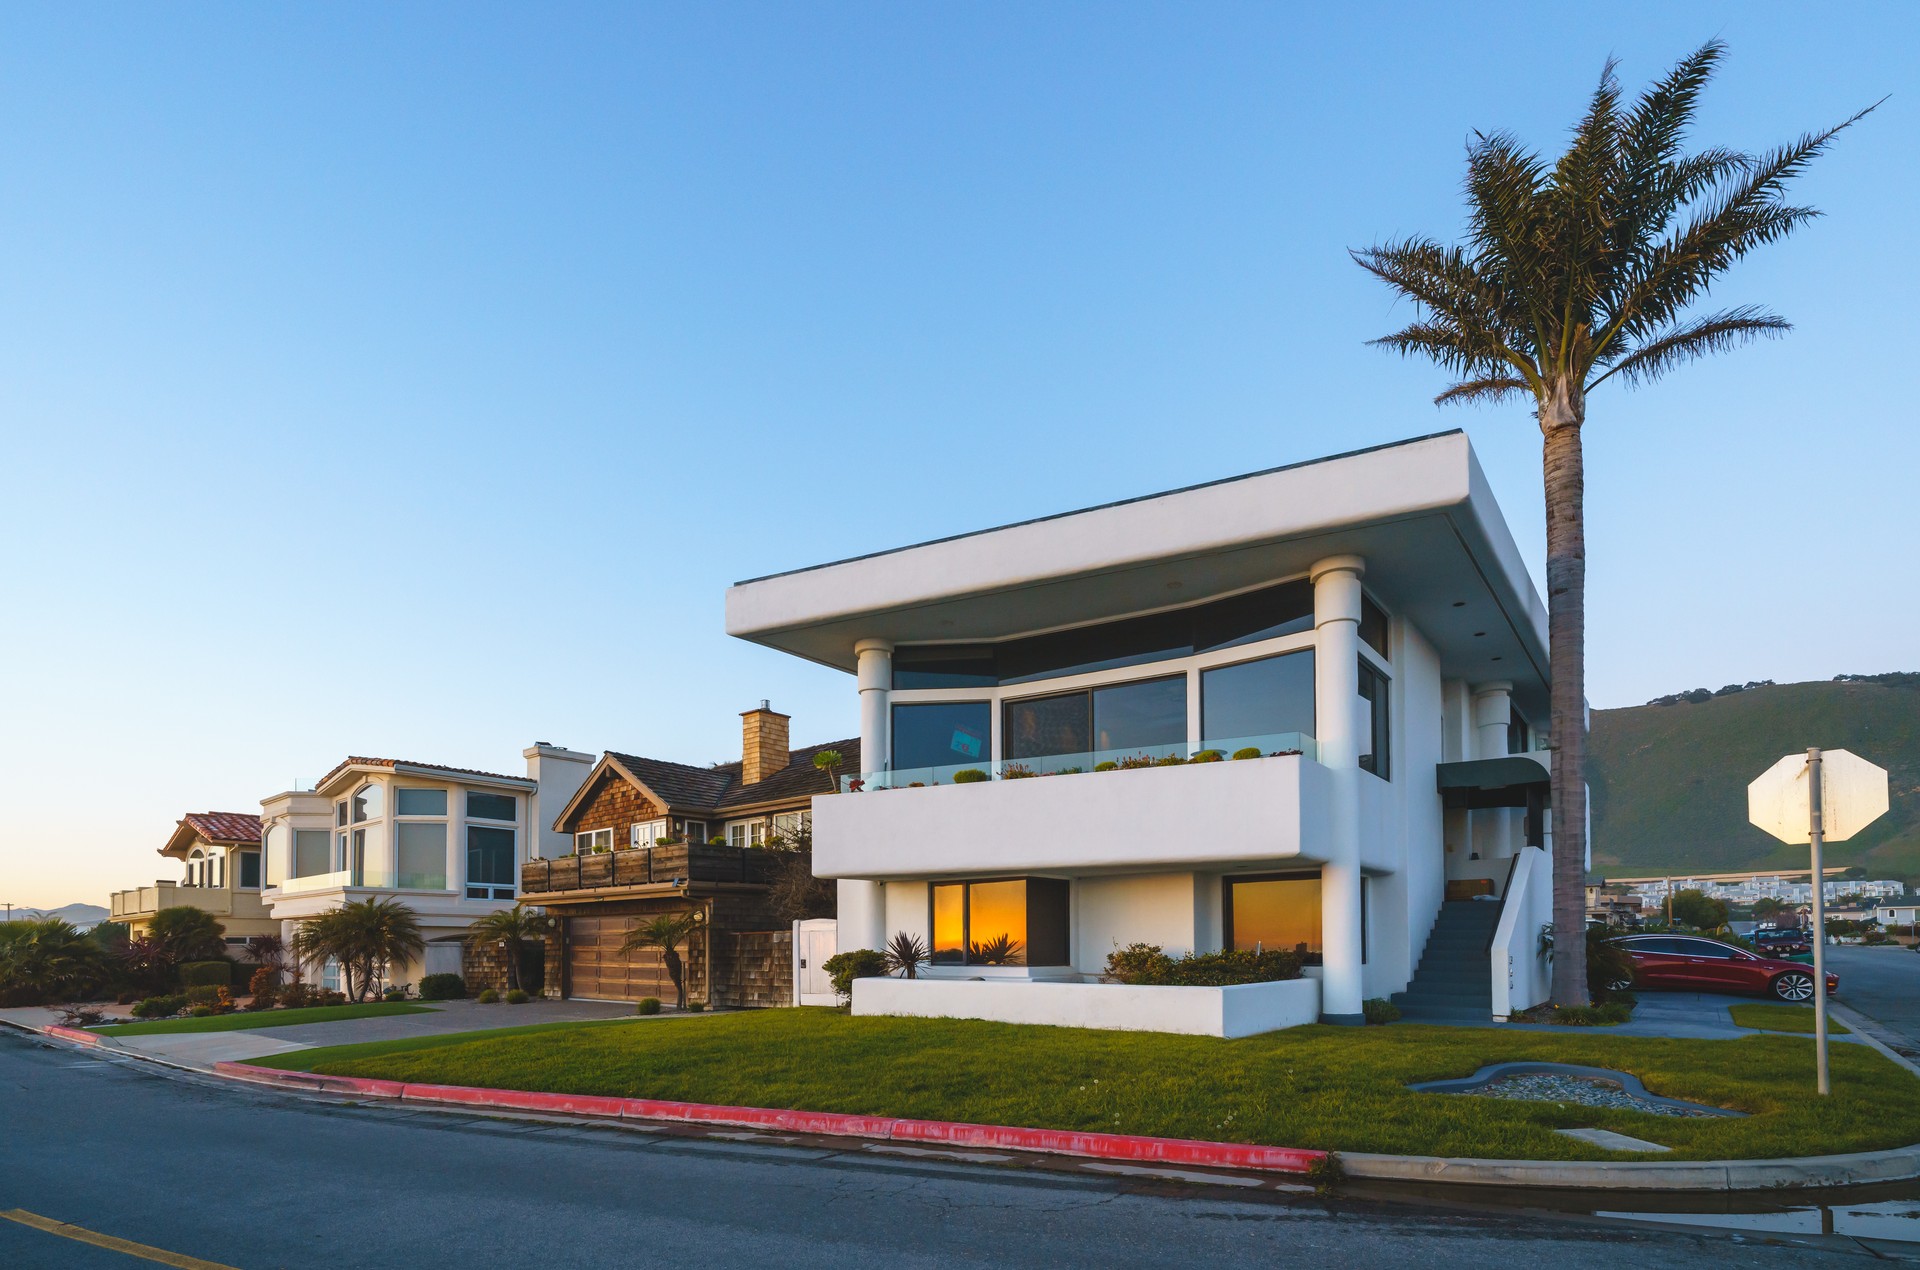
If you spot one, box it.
[1400,992,1871,1041]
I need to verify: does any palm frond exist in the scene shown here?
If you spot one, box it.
[1433,376,1533,407]
[1589,307,1790,388]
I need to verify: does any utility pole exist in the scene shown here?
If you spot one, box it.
[1808,748,1831,1096]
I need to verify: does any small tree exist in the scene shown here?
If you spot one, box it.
[291,898,425,1001]
[620,910,705,1010]
[148,906,228,965]
[765,818,835,922]
[812,750,844,792]
[465,907,554,994]
[1669,888,1730,931]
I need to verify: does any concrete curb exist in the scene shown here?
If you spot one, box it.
[211,1061,1327,1174]
[1340,1143,1920,1190]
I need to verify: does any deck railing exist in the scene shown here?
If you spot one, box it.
[520,843,779,894]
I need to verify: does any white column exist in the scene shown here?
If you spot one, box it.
[841,640,893,952]
[1471,682,1515,869]
[1311,555,1366,1024]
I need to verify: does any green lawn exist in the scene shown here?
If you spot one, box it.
[1727,1004,1852,1035]
[248,1008,1920,1161]
[98,1002,436,1036]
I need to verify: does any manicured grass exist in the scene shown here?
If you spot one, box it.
[98,1002,436,1036]
[249,1008,1920,1161]
[1728,1004,1851,1035]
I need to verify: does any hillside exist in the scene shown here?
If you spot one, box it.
[2,902,108,926]
[1589,675,1920,883]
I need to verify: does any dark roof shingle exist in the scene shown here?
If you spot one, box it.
[605,738,860,814]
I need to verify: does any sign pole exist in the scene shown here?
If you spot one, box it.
[1808,747,1830,1096]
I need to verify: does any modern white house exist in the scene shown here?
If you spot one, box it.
[258,745,594,991]
[726,430,1556,1035]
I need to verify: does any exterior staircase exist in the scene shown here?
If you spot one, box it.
[1392,900,1501,1023]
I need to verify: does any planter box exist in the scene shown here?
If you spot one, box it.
[851,974,1321,1038]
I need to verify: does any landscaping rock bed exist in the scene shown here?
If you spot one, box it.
[1408,1061,1745,1118]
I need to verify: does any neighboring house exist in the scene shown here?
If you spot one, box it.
[109,812,278,945]
[725,431,1553,1036]
[1874,900,1919,927]
[259,745,594,992]
[522,704,856,1007]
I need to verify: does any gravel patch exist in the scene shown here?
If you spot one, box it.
[1467,1072,1722,1117]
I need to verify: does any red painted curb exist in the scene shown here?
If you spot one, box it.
[44,1025,103,1047]
[210,1061,1325,1175]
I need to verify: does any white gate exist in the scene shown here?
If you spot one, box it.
[793,918,839,1006]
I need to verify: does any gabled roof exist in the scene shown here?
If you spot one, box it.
[554,739,861,831]
[314,755,532,795]
[162,811,262,859]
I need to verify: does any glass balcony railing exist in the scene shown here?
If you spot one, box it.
[272,869,452,895]
[838,732,1316,792]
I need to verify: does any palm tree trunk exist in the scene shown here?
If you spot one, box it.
[1542,391,1592,1007]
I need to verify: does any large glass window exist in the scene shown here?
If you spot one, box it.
[1201,650,1315,749]
[928,878,1070,966]
[891,701,990,773]
[467,826,516,899]
[891,579,1315,688]
[1004,676,1186,769]
[396,822,448,889]
[396,788,448,817]
[238,851,261,890]
[1227,874,1321,962]
[1359,594,1390,659]
[1358,661,1390,780]
[352,783,383,823]
[467,791,517,822]
[1508,707,1530,756]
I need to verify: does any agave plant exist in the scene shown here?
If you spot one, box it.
[884,931,928,978]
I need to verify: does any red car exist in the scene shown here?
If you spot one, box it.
[1610,934,1839,1002]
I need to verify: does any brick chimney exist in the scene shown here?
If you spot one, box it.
[740,701,790,786]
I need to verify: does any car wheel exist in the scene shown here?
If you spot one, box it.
[1608,977,1634,993]
[1772,972,1816,1002]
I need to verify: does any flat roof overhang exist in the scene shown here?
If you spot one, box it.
[726,430,1549,718]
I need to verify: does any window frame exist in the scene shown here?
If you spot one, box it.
[630,819,669,849]
[725,819,768,849]
[927,876,1071,967]
[1223,871,1325,964]
[574,828,614,854]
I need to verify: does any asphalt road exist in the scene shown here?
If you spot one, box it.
[0,1030,1895,1269]
[1829,944,1920,1049]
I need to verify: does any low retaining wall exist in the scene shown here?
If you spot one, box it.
[851,975,1322,1038]
[210,1062,1326,1174]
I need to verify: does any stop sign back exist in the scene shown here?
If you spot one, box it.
[1748,748,1890,844]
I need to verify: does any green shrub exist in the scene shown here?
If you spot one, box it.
[999,763,1037,779]
[637,997,662,1015]
[185,984,223,1006]
[685,1000,707,1012]
[383,986,409,1002]
[132,994,186,1019]
[476,988,500,1003]
[1189,750,1224,763]
[179,961,233,989]
[247,966,280,1008]
[1363,998,1402,1025]
[418,973,466,1001]
[1549,1001,1634,1026]
[309,989,347,1007]
[1151,754,1188,766]
[1093,761,1118,772]
[505,988,530,1004]
[190,1005,215,1018]
[952,768,990,784]
[1231,747,1264,760]
[279,982,311,1009]
[1105,944,1303,986]
[822,949,888,1001]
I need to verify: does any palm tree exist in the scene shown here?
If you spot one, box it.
[147,906,228,965]
[0,919,110,1006]
[619,910,705,1010]
[465,907,553,994]
[292,898,425,1001]
[1352,42,1870,1006]
[812,749,844,791]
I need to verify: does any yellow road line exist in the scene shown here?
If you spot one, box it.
[0,1209,241,1269]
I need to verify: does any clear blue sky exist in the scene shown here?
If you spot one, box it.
[2,3,1912,908]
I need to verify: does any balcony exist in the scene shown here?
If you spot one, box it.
[109,882,270,923]
[838,733,1317,792]
[813,748,1334,879]
[520,843,780,898]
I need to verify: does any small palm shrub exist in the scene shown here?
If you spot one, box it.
[418,973,467,1001]
[884,931,929,978]
[637,997,661,1015]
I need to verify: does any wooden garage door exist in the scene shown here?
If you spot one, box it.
[567,916,675,1002]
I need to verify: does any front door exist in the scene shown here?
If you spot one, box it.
[795,920,838,1006]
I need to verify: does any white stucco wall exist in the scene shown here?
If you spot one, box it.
[1073,873,1206,970]
[852,974,1322,1038]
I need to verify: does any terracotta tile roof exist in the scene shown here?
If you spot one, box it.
[605,738,860,815]
[315,755,529,790]
[181,812,262,844]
